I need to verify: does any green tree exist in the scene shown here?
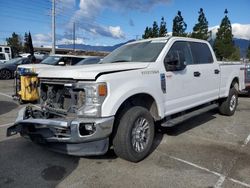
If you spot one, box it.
[23,32,29,53]
[142,27,152,39]
[28,32,34,55]
[213,9,235,60]
[172,11,187,37]
[142,27,149,39]
[191,8,209,40]
[246,43,250,59]
[159,17,167,37]
[148,27,153,38]
[152,21,159,37]
[229,47,240,61]
[6,32,22,57]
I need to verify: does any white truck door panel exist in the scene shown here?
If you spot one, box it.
[189,42,220,102]
[163,41,198,115]
[164,65,204,115]
[195,64,220,102]
[163,41,220,116]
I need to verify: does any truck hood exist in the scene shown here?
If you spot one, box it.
[18,64,54,74]
[39,62,150,80]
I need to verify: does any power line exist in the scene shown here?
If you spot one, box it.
[5,0,51,10]
[0,10,50,22]
[0,13,50,24]
[2,4,50,13]
[2,1,130,27]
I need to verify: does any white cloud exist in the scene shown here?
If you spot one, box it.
[33,33,51,47]
[57,37,85,45]
[78,0,101,18]
[68,0,171,39]
[108,26,125,38]
[232,23,250,40]
[32,32,87,47]
[57,0,75,14]
[209,24,250,40]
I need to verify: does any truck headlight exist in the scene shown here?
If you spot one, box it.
[76,83,107,117]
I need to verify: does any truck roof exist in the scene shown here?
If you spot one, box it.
[49,54,94,58]
[128,36,209,45]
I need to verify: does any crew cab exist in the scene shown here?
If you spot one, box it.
[7,37,245,162]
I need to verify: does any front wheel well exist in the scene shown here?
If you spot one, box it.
[115,93,160,121]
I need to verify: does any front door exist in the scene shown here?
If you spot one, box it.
[163,41,220,116]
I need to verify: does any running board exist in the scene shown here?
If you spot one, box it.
[161,103,218,127]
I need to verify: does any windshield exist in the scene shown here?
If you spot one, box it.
[41,56,61,65]
[101,41,167,64]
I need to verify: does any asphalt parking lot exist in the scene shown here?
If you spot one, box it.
[0,79,249,188]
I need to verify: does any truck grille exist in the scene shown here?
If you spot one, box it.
[40,80,85,115]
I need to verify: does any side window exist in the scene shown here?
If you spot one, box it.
[0,54,5,60]
[0,48,2,52]
[164,41,193,71]
[189,42,214,64]
[5,48,10,53]
[71,57,83,65]
[64,57,71,65]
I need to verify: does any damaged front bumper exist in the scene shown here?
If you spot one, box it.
[7,106,114,156]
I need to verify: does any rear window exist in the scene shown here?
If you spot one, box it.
[189,42,213,64]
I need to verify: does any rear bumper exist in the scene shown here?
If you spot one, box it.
[7,106,114,156]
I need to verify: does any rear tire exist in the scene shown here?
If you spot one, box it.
[219,87,238,116]
[113,106,155,162]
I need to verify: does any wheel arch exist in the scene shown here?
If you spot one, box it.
[114,93,161,122]
[230,77,239,91]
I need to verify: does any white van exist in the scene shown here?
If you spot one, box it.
[0,52,10,63]
[0,46,12,59]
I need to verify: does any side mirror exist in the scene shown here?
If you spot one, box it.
[164,50,186,71]
[58,61,65,65]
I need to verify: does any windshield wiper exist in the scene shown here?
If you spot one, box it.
[110,60,131,63]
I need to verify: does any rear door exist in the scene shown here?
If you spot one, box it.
[189,42,220,103]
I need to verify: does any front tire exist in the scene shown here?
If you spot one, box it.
[113,106,155,162]
[219,87,238,116]
[0,69,12,79]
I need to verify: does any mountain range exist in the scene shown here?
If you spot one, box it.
[58,38,249,58]
[233,38,249,58]
[58,40,135,53]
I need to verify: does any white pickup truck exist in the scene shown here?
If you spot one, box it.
[7,37,245,162]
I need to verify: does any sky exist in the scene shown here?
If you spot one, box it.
[0,0,250,47]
